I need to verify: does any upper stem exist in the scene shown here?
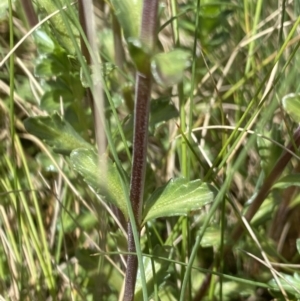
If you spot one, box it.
[123,1,159,300]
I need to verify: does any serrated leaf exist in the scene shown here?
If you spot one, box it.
[142,178,215,224]
[24,112,91,155]
[70,148,129,219]
[269,272,300,299]
[111,0,142,40]
[282,93,300,124]
[151,50,191,87]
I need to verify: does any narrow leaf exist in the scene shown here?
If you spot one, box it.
[143,178,215,224]
[24,112,91,155]
[70,148,129,220]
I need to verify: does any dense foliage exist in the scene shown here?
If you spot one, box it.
[0,0,300,300]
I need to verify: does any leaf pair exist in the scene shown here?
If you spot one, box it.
[24,113,216,224]
[73,148,215,225]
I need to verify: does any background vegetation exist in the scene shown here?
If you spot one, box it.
[0,0,300,300]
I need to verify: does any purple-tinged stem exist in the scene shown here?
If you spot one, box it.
[123,1,159,300]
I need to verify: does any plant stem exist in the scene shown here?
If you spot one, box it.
[124,72,152,301]
[129,74,152,224]
[20,0,38,27]
[124,0,159,300]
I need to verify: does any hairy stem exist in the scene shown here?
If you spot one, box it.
[124,1,159,300]
[124,73,152,301]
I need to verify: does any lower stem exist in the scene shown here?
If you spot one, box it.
[123,73,151,301]
[123,222,139,301]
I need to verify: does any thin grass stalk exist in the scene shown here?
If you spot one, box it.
[169,0,189,292]
[7,0,23,294]
[244,0,262,73]
[16,137,56,293]
[8,0,15,227]
[203,15,300,183]
[195,34,300,301]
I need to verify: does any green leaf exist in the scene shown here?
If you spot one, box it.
[99,29,115,63]
[127,38,151,72]
[297,239,300,255]
[256,126,282,176]
[142,178,215,224]
[149,97,179,128]
[36,0,79,53]
[36,152,60,173]
[70,148,129,220]
[249,197,275,227]
[33,30,56,54]
[282,93,300,123]
[215,281,253,301]
[111,0,142,40]
[273,174,300,190]
[199,226,224,247]
[35,51,71,78]
[269,272,300,299]
[151,50,191,87]
[24,112,91,155]
[123,97,179,141]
